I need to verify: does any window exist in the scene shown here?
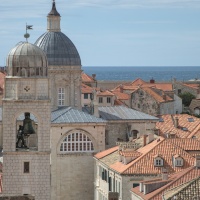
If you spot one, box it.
[24,162,30,173]
[133,183,139,188]
[154,157,163,166]
[174,157,184,167]
[58,88,64,106]
[107,97,111,103]
[178,89,181,95]
[109,177,112,191]
[84,93,88,99]
[99,97,103,103]
[60,131,94,152]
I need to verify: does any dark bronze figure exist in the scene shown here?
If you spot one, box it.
[16,125,27,148]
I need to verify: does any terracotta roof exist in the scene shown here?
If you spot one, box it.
[182,83,199,90]
[114,99,127,106]
[81,83,94,93]
[141,87,173,103]
[147,83,173,91]
[168,138,200,151]
[112,91,130,100]
[163,176,200,200]
[97,90,115,96]
[131,166,200,200]
[131,78,146,86]
[94,146,118,159]
[81,72,95,83]
[119,150,142,157]
[96,138,195,175]
[156,114,200,139]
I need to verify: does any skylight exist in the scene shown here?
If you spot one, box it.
[188,118,194,122]
[159,118,164,122]
[182,127,188,131]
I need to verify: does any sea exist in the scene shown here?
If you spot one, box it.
[82,66,200,82]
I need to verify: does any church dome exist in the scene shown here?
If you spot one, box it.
[35,32,81,66]
[7,42,48,77]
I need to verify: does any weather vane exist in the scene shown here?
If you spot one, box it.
[24,23,33,42]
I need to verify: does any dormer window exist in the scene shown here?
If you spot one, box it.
[173,155,184,167]
[154,156,163,167]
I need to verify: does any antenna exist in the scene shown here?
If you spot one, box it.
[24,23,33,42]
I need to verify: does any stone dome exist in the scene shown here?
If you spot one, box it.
[35,32,81,66]
[7,42,48,77]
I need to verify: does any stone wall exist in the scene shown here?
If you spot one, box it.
[0,195,34,200]
[50,124,106,200]
[105,121,156,149]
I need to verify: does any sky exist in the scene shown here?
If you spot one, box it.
[0,0,200,66]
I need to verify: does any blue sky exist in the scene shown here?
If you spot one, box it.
[0,0,200,66]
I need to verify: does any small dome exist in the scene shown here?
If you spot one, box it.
[35,32,81,66]
[7,42,48,77]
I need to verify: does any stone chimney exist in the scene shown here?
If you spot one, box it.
[197,84,200,99]
[120,84,123,93]
[92,74,96,80]
[195,155,200,168]
[150,78,155,84]
[162,168,168,180]
[175,117,179,128]
[143,135,148,146]
[147,133,154,144]
[163,94,166,101]
[91,89,99,117]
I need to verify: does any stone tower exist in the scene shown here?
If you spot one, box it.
[35,1,82,110]
[2,42,51,200]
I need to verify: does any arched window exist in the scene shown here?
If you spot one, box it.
[60,131,94,152]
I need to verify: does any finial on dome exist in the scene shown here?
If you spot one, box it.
[24,23,33,42]
[48,0,60,16]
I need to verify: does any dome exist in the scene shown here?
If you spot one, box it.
[35,32,81,66]
[7,42,48,77]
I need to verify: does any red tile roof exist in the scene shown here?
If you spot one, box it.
[81,72,95,83]
[94,146,119,159]
[95,138,196,175]
[156,114,200,139]
[131,166,200,200]
[97,90,115,96]
[112,91,130,100]
[81,83,93,94]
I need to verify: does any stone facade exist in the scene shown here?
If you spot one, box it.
[105,121,156,149]
[49,66,82,111]
[131,88,182,116]
[50,124,106,200]
[2,76,51,200]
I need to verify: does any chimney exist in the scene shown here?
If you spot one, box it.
[147,133,154,144]
[92,74,96,80]
[143,135,148,146]
[150,78,155,84]
[120,84,123,93]
[163,94,166,101]
[175,117,179,128]
[162,168,168,180]
[91,89,99,117]
[195,155,200,168]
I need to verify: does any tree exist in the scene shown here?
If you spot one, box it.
[179,92,195,107]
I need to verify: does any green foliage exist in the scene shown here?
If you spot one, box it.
[179,92,195,107]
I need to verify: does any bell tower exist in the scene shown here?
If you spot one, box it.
[2,42,51,200]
